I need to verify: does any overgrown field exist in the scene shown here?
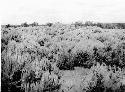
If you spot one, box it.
[1,23,125,92]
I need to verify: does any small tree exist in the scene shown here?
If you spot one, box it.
[30,22,39,27]
[46,23,53,27]
[85,21,93,26]
[5,24,11,28]
[74,21,84,28]
[21,22,29,27]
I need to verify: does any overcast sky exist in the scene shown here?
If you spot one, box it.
[1,0,125,24]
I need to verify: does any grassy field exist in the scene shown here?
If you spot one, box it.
[1,23,125,92]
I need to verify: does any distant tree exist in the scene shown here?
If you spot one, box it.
[116,23,125,29]
[21,22,29,27]
[74,21,84,28]
[30,22,39,27]
[5,24,11,28]
[96,23,104,28]
[46,23,53,27]
[85,21,93,26]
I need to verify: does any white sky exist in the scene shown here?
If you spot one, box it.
[1,0,125,24]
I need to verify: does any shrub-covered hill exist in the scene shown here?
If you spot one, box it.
[1,23,125,92]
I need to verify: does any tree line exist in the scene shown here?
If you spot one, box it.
[2,21,125,29]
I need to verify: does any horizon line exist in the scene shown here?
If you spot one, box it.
[1,21,125,25]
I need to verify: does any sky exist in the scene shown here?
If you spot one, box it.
[1,0,125,25]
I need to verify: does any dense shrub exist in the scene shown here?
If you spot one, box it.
[30,22,39,27]
[5,24,11,28]
[1,22,125,92]
[21,22,29,27]
[46,22,53,27]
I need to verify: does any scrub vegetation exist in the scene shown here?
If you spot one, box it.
[1,22,125,92]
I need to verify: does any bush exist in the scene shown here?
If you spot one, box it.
[74,21,84,28]
[5,24,11,28]
[21,22,29,27]
[46,22,53,27]
[1,22,125,92]
[30,22,39,27]
[85,21,94,26]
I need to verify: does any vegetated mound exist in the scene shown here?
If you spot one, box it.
[1,23,125,92]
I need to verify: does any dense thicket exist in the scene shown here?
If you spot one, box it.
[1,22,125,92]
[2,21,125,29]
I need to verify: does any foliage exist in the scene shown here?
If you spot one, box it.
[5,24,11,28]
[46,22,53,27]
[85,21,94,26]
[21,22,29,27]
[30,22,39,27]
[74,21,84,28]
[1,22,125,92]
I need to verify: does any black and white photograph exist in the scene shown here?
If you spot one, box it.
[1,0,125,92]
